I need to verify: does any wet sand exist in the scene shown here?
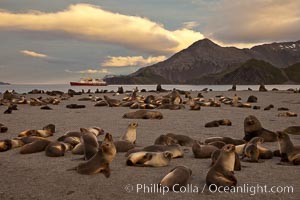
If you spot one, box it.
[0,90,299,200]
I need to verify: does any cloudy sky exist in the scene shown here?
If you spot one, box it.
[0,0,299,84]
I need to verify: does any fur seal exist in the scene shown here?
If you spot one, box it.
[66,104,86,109]
[192,141,218,158]
[159,166,192,191]
[211,149,241,171]
[126,151,172,167]
[283,126,300,135]
[278,112,297,117]
[20,137,51,154]
[264,104,274,110]
[243,115,277,142]
[63,136,81,146]
[123,110,163,119]
[0,138,24,152]
[276,131,300,165]
[57,131,83,142]
[18,124,55,138]
[83,127,104,137]
[104,95,121,107]
[81,128,100,160]
[70,133,116,177]
[113,140,135,153]
[205,119,232,128]
[0,123,8,133]
[241,137,263,162]
[165,133,194,147]
[45,142,73,157]
[125,144,183,158]
[204,137,245,146]
[247,95,258,103]
[121,122,138,144]
[154,135,178,146]
[278,107,289,111]
[206,144,237,188]
[94,100,108,107]
[208,141,226,149]
[40,105,52,110]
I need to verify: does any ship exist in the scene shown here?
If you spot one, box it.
[70,78,108,86]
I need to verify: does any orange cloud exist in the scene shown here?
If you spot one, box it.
[65,69,110,74]
[0,4,204,53]
[102,56,167,67]
[20,50,48,58]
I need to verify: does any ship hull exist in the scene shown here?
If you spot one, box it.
[70,82,107,86]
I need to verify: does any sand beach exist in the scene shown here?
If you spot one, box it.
[0,89,299,200]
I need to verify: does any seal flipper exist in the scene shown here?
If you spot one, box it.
[101,163,111,178]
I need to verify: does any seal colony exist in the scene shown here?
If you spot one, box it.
[0,85,299,198]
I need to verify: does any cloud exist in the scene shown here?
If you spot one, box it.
[20,50,48,58]
[65,69,110,74]
[102,55,167,67]
[0,4,204,54]
[182,21,199,29]
[205,0,300,45]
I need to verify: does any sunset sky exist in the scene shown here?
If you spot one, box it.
[0,0,299,84]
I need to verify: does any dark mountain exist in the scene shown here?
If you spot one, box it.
[251,41,300,67]
[284,62,300,83]
[105,39,300,84]
[0,81,9,85]
[191,59,288,84]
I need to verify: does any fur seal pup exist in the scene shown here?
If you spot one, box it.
[276,131,300,165]
[81,128,100,160]
[123,110,163,119]
[206,144,237,188]
[204,137,245,146]
[0,123,8,133]
[125,144,183,158]
[126,151,173,167]
[165,133,194,147]
[211,149,241,171]
[192,141,219,158]
[159,166,192,191]
[121,122,138,144]
[45,142,73,157]
[154,135,178,146]
[241,137,263,162]
[69,133,116,177]
[283,126,300,135]
[264,104,274,110]
[20,138,51,154]
[104,95,121,107]
[243,115,277,142]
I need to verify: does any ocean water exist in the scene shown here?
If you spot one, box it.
[0,84,299,93]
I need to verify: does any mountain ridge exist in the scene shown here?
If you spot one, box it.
[104,39,300,84]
